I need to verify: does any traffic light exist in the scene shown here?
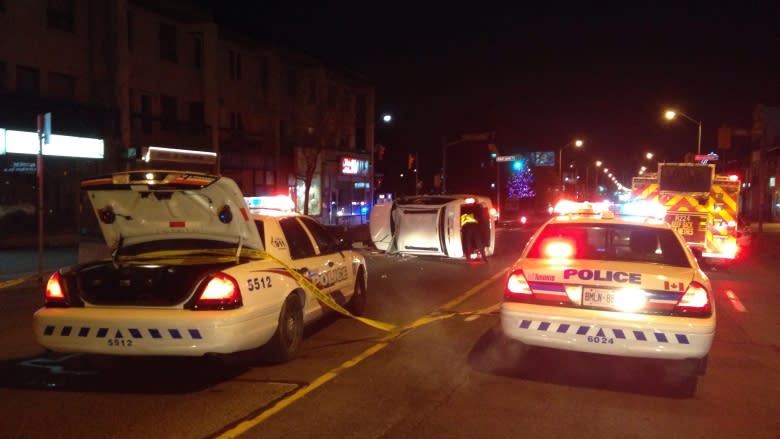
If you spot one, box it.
[488,143,498,159]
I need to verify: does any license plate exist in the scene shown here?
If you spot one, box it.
[582,287,615,307]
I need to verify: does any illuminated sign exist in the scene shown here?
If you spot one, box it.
[143,146,217,164]
[341,156,368,176]
[0,128,104,158]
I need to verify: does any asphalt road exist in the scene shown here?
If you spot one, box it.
[0,225,778,438]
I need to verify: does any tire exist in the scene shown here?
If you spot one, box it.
[347,270,367,316]
[264,294,304,363]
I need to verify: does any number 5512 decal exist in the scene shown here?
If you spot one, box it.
[247,276,272,291]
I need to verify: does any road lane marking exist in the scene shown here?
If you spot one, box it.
[214,267,509,438]
[724,289,747,312]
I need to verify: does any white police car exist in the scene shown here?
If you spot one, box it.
[500,200,715,377]
[33,171,367,363]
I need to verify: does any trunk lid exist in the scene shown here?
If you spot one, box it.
[81,170,262,251]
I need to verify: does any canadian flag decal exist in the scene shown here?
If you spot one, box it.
[664,281,685,291]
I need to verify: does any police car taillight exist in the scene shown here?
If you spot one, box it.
[504,270,533,299]
[194,273,242,310]
[673,281,711,317]
[44,272,68,307]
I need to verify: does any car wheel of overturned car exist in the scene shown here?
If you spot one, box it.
[347,270,367,316]
[264,293,304,363]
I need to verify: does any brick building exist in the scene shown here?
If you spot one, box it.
[0,0,375,243]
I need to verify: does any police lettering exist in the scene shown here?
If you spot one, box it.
[563,269,641,284]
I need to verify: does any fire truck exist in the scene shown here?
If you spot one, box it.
[631,163,742,261]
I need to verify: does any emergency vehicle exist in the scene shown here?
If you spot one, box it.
[369,194,497,260]
[631,163,742,261]
[500,200,715,392]
[33,171,368,363]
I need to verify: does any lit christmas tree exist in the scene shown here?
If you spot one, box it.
[508,167,536,199]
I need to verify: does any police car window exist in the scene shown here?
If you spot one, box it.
[528,223,690,267]
[253,220,266,247]
[278,218,316,260]
[299,217,338,255]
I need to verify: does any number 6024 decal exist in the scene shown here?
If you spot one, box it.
[247,276,272,291]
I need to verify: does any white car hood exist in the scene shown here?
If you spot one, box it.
[82,170,262,251]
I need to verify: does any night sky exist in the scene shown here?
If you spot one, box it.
[199,2,779,189]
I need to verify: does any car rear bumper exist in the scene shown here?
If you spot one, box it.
[500,302,715,360]
[33,306,278,357]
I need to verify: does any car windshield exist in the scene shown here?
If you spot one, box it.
[527,223,691,267]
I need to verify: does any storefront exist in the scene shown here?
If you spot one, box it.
[320,151,371,225]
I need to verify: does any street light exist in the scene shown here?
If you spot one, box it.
[664,109,702,155]
[645,152,653,160]
[558,139,584,191]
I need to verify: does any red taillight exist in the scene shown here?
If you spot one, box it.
[504,270,533,300]
[195,273,242,310]
[543,239,574,259]
[45,272,68,306]
[674,281,711,317]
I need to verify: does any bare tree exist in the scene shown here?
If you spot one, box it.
[296,102,340,216]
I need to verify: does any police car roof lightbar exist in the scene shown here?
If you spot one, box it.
[244,196,295,212]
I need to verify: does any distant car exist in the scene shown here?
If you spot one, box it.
[369,194,496,260]
[33,171,367,363]
[500,200,715,388]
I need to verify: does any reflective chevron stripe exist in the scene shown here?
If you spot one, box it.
[517,319,690,344]
[42,325,203,340]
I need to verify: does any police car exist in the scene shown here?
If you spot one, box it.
[500,200,715,377]
[33,171,367,363]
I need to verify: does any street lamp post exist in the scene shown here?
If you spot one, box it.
[665,110,702,155]
[558,139,584,191]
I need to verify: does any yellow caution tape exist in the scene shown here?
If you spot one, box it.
[115,247,397,332]
[0,274,40,290]
[260,251,397,332]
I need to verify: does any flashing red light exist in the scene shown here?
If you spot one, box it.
[674,281,711,317]
[728,174,739,182]
[45,272,67,306]
[464,197,476,204]
[542,239,575,259]
[520,215,528,224]
[195,273,242,309]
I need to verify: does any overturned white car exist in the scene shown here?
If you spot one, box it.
[369,194,496,259]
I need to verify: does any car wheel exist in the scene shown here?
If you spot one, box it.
[347,270,367,316]
[264,294,304,363]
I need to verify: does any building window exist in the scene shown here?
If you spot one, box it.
[308,78,317,105]
[342,90,351,112]
[189,101,205,133]
[229,50,241,80]
[159,22,177,63]
[286,68,298,99]
[47,0,75,33]
[229,112,243,130]
[48,72,76,100]
[127,11,133,52]
[141,93,152,134]
[160,95,177,131]
[328,84,337,108]
[193,37,203,69]
[16,65,40,96]
[259,57,269,94]
[0,61,7,91]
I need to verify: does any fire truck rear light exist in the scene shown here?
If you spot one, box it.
[674,281,711,317]
[505,270,533,298]
[45,272,68,306]
[195,273,242,310]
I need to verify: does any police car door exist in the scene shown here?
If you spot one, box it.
[298,217,352,306]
